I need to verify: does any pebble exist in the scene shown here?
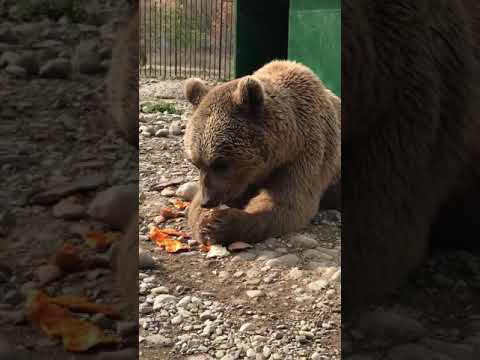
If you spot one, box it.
[169,121,183,135]
[307,279,328,292]
[139,248,155,269]
[87,185,137,230]
[199,310,217,321]
[155,129,169,137]
[289,234,319,249]
[39,58,71,78]
[116,321,137,336]
[246,290,264,298]
[266,254,300,267]
[357,309,426,343]
[52,198,85,219]
[176,182,198,201]
[151,286,170,294]
[34,264,62,286]
[239,322,255,333]
[207,245,230,258]
[145,334,173,347]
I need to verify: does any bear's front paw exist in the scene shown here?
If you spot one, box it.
[195,208,245,246]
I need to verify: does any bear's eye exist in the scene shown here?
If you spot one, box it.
[210,160,229,173]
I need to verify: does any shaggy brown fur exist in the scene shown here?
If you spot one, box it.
[106,2,139,314]
[342,0,480,314]
[184,60,341,246]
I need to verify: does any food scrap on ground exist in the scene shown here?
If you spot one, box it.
[51,244,84,273]
[174,199,189,210]
[84,230,120,252]
[26,290,121,352]
[160,207,184,220]
[149,226,190,253]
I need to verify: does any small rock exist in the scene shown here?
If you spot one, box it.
[176,182,198,201]
[151,286,169,294]
[199,310,217,321]
[246,290,264,298]
[35,265,62,286]
[72,40,104,74]
[139,248,155,269]
[357,309,427,343]
[153,294,177,309]
[0,310,24,325]
[155,129,169,137]
[39,58,71,79]
[5,64,26,78]
[266,254,299,267]
[307,279,328,292]
[228,242,253,252]
[239,322,255,333]
[97,348,139,360]
[169,121,183,135]
[87,185,137,230]
[289,234,319,249]
[207,245,230,258]
[52,198,85,219]
[171,315,183,325]
[145,334,173,347]
[116,321,137,336]
[160,187,176,197]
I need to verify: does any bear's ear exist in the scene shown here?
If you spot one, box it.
[184,78,208,107]
[233,76,264,111]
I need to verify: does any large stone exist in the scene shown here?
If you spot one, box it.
[87,184,137,230]
[31,174,106,205]
[39,58,71,78]
[357,309,427,343]
[72,40,104,74]
[265,254,299,267]
[176,182,198,201]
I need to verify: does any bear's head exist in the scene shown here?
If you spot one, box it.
[183,76,270,208]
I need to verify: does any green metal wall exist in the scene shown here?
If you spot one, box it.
[288,0,341,95]
[235,0,289,77]
[235,0,341,96]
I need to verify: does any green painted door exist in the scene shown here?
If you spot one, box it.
[288,0,341,95]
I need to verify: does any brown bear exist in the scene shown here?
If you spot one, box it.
[183,60,341,246]
[342,0,480,315]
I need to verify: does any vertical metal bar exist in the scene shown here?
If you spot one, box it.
[213,0,218,79]
[227,0,233,79]
[202,0,206,78]
[169,0,173,78]
[194,0,198,77]
[154,1,157,77]
[158,0,162,79]
[189,0,193,78]
[223,1,228,80]
[143,0,146,76]
[207,0,213,79]
[174,0,178,77]
[218,0,224,79]
[163,0,167,78]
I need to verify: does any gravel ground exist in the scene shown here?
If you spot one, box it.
[1,1,138,359]
[138,79,342,360]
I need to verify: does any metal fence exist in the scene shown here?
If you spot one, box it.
[140,0,236,80]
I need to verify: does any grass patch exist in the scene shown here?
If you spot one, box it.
[140,101,178,114]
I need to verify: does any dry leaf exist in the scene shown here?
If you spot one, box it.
[227,242,253,251]
[51,244,84,273]
[26,290,120,352]
[149,227,189,253]
[160,228,190,239]
[85,231,120,252]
